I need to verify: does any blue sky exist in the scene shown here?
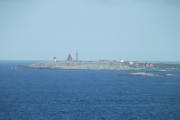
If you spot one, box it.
[0,0,180,61]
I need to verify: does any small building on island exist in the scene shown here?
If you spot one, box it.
[53,56,56,62]
[129,61,134,65]
[67,54,72,61]
[120,59,124,63]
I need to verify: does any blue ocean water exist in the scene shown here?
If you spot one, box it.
[0,61,180,120]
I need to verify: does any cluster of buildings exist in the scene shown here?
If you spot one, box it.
[120,59,154,68]
[52,51,154,68]
[145,63,154,68]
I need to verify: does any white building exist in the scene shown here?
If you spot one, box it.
[129,61,134,65]
[120,59,124,63]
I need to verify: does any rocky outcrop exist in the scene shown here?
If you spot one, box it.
[127,72,159,77]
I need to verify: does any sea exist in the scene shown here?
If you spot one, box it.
[0,61,180,120]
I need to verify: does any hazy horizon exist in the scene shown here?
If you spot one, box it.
[0,0,180,61]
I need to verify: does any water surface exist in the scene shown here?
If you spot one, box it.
[0,61,180,120]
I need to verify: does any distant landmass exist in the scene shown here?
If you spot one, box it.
[26,60,180,71]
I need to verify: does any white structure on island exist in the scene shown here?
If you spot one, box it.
[129,61,134,65]
[120,59,124,63]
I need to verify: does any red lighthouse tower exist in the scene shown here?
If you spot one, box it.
[67,54,72,61]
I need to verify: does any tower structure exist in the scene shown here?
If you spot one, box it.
[75,50,79,61]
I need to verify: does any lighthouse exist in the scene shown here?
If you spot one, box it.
[75,50,79,61]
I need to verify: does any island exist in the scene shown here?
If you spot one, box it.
[26,60,180,71]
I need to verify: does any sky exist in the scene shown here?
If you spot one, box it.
[0,0,180,61]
